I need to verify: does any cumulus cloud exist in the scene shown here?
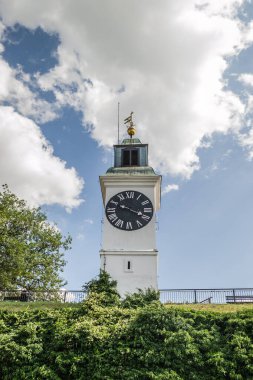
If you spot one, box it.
[0,17,83,208]
[236,73,253,157]
[84,219,94,225]
[238,128,253,159]
[0,0,253,180]
[0,58,58,123]
[239,73,253,87]
[0,106,83,209]
[162,184,179,196]
[0,20,4,52]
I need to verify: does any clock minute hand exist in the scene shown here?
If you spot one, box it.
[120,205,142,215]
[120,205,137,213]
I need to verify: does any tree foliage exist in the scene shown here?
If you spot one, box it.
[82,271,160,308]
[0,185,71,291]
[0,301,253,379]
[122,288,160,308]
[82,270,120,306]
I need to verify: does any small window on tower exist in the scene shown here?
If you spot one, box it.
[131,150,138,165]
[122,149,139,166]
[122,150,130,166]
[125,259,133,272]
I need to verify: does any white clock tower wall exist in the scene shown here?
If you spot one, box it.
[101,252,158,295]
[99,121,161,297]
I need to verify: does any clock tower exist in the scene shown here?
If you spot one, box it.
[99,113,161,296]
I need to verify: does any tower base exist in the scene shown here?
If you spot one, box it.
[100,249,158,296]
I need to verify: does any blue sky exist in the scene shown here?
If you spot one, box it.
[1,1,253,289]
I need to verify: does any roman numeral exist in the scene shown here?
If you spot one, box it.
[115,219,124,228]
[126,191,134,199]
[108,213,118,222]
[110,200,118,206]
[141,200,149,206]
[126,222,133,230]
[117,193,125,201]
[107,207,116,213]
[136,220,143,228]
[144,208,152,213]
[141,214,150,221]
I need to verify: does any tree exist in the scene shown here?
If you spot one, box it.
[82,270,120,306]
[0,184,71,291]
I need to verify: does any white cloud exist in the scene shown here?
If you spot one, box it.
[237,74,253,157]
[0,58,58,123]
[84,219,94,225]
[162,184,179,196]
[0,28,4,53]
[0,106,84,209]
[0,20,83,209]
[76,233,85,240]
[239,73,253,87]
[238,129,253,159]
[75,219,93,240]
[0,0,252,179]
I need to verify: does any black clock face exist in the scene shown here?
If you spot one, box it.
[105,190,153,231]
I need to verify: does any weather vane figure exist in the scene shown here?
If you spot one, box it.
[124,111,136,138]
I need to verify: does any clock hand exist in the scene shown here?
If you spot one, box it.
[120,204,142,215]
[120,205,136,213]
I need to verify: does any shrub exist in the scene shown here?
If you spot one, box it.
[121,288,160,308]
[82,270,120,307]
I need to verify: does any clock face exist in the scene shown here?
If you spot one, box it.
[105,190,154,231]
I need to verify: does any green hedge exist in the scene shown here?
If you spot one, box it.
[0,300,253,379]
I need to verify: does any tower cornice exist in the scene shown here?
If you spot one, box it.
[99,174,161,211]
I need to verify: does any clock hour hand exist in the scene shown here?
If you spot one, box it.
[120,204,142,216]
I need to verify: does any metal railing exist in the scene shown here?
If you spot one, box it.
[0,290,86,303]
[1,288,253,304]
[159,288,253,304]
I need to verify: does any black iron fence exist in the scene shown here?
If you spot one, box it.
[1,288,253,304]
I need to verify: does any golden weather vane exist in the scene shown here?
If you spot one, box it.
[124,111,136,138]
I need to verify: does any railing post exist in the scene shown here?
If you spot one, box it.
[233,289,236,303]
[194,290,197,304]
